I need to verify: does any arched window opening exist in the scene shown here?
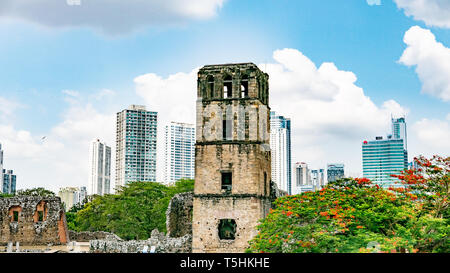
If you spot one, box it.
[207,76,214,98]
[240,75,248,98]
[223,75,232,98]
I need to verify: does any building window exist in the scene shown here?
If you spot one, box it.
[264,172,267,196]
[223,75,232,98]
[13,211,19,222]
[240,75,248,98]
[221,172,232,192]
[223,120,232,140]
[207,76,214,98]
[218,219,236,240]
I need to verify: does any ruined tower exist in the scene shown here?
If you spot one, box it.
[192,63,271,253]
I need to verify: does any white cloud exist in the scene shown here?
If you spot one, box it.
[262,49,408,174]
[0,91,116,193]
[367,0,381,6]
[394,0,450,28]
[134,48,409,177]
[0,97,23,122]
[0,0,226,35]
[411,114,450,155]
[399,26,450,102]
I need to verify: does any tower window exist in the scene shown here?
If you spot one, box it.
[218,219,236,240]
[223,75,232,98]
[240,75,248,98]
[221,172,232,192]
[207,76,214,98]
[13,211,19,222]
[264,172,267,196]
[223,120,232,140]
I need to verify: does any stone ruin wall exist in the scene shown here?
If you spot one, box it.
[0,196,69,245]
[89,191,194,253]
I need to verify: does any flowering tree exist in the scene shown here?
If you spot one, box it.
[247,156,449,253]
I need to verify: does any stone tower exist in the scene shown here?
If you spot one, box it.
[192,63,271,253]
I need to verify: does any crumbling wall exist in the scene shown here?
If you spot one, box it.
[89,229,191,253]
[270,181,288,207]
[0,196,69,245]
[166,191,193,238]
[69,230,122,242]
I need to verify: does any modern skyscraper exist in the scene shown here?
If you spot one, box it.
[362,136,407,188]
[392,117,408,167]
[270,111,292,194]
[0,143,16,195]
[2,170,16,195]
[0,143,3,193]
[163,122,195,184]
[293,162,311,194]
[362,117,409,188]
[115,105,157,190]
[327,163,345,182]
[311,169,325,189]
[89,139,111,196]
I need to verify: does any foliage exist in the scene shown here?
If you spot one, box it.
[247,156,449,253]
[16,187,55,197]
[0,193,14,198]
[69,179,194,240]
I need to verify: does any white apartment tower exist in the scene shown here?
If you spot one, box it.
[89,139,111,196]
[270,112,292,194]
[115,105,157,190]
[293,162,311,194]
[163,122,195,184]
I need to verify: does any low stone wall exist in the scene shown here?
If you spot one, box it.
[69,230,122,242]
[166,191,193,238]
[89,229,192,253]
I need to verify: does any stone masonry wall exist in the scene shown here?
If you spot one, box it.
[0,196,69,245]
[89,229,192,253]
[166,191,193,238]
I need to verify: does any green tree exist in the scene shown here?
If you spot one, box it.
[247,163,449,253]
[16,187,55,197]
[72,179,194,240]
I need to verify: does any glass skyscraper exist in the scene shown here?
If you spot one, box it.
[362,117,408,188]
[0,143,16,195]
[270,111,292,194]
[163,122,195,184]
[327,163,345,183]
[115,105,157,190]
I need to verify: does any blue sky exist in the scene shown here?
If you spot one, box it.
[0,0,449,192]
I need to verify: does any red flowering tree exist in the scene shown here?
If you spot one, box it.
[247,157,449,253]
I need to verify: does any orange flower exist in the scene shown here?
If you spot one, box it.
[356,225,364,229]
[320,211,328,217]
[286,211,293,217]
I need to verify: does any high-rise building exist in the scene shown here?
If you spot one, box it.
[0,143,16,195]
[392,117,408,168]
[270,111,292,194]
[293,162,310,194]
[327,163,345,183]
[311,169,325,189]
[0,143,3,193]
[89,139,111,196]
[58,187,87,211]
[362,136,407,188]
[163,122,195,184]
[115,105,158,190]
[2,169,16,195]
[362,117,409,188]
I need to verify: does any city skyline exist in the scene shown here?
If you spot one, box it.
[0,1,449,191]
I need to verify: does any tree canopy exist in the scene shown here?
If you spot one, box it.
[69,179,194,240]
[16,187,56,197]
[247,155,449,253]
